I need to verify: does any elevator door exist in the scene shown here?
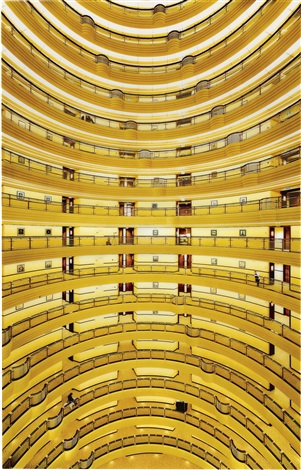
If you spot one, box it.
[62,257,74,273]
[269,227,275,250]
[269,262,275,284]
[178,254,192,268]
[62,196,74,213]
[283,226,291,250]
[176,228,191,245]
[119,282,133,293]
[283,265,290,283]
[119,253,134,267]
[178,284,191,295]
[119,228,134,244]
[120,202,135,216]
[177,201,192,216]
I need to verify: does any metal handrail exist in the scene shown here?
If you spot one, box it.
[4,328,300,397]
[3,264,300,297]
[3,146,300,187]
[3,294,300,347]
[3,192,300,215]
[3,234,300,252]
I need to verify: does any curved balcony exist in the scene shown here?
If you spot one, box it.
[3,58,300,135]
[4,401,294,469]
[3,264,300,299]
[33,0,229,35]
[2,9,299,93]
[3,425,231,470]
[2,147,300,196]
[3,103,300,159]
[3,319,300,391]
[3,346,300,469]
[4,374,299,453]
[3,294,300,348]
[3,2,297,82]
[3,192,300,221]
[3,234,301,254]
[3,374,299,443]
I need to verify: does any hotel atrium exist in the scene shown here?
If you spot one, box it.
[2,0,301,468]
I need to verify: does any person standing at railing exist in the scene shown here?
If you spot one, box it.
[255,271,260,286]
[63,392,77,409]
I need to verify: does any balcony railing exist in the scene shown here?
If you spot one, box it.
[3,146,300,188]
[4,375,299,443]
[3,377,298,469]
[3,326,300,401]
[2,234,301,252]
[3,294,300,347]
[2,53,299,133]
[2,264,300,298]
[2,100,300,159]
[3,193,300,217]
[3,5,299,89]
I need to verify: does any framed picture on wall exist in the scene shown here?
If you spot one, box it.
[46,229,52,235]
[17,264,25,273]
[153,256,159,262]
[153,282,159,288]
[239,261,246,268]
[45,261,52,268]
[211,230,217,236]
[239,230,246,236]
[153,230,159,236]
[17,228,25,236]
[211,258,217,265]
[211,200,218,206]
[17,190,25,200]
[240,197,247,205]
